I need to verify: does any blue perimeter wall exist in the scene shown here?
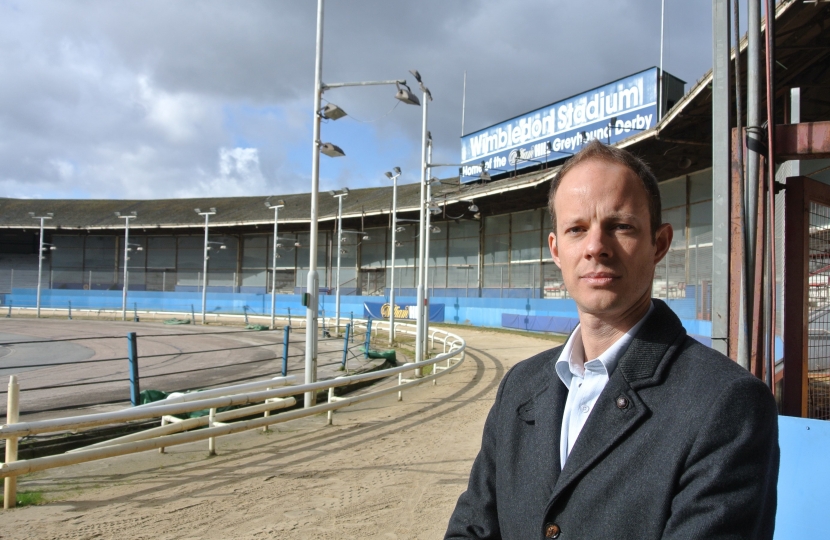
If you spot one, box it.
[1,288,712,343]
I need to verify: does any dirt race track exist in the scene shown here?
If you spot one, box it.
[0,318,373,421]
[0,326,559,539]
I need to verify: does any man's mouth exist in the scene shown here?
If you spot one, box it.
[581,272,620,285]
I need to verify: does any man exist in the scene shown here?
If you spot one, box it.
[445,141,779,540]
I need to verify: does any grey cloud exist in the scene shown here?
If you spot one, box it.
[0,0,713,200]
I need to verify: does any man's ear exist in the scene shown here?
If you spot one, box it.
[549,232,561,268]
[654,223,673,264]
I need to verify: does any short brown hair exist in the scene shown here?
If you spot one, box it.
[547,140,662,237]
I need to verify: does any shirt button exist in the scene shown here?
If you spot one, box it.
[580,404,590,413]
[545,523,561,538]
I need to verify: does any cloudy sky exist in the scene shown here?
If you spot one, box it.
[0,0,716,200]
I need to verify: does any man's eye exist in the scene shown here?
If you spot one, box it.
[613,224,633,230]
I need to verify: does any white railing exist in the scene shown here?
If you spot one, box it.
[0,319,465,508]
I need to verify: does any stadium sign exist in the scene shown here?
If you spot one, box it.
[460,67,660,183]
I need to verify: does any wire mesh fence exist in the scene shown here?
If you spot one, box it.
[807,202,830,420]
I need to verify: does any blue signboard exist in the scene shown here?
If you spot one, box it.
[460,68,659,183]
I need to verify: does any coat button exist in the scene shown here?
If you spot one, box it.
[616,396,629,409]
[545,523,561,538]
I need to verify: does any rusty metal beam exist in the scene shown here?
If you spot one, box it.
[775,121,830,160]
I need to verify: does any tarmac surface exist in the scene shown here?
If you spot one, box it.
[0,326,561,539]
[0,318,380,422]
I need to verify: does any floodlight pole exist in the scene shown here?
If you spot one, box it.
[31,214,52,318]
[118,213,137,321]
[198,210,216,324]
[333,192,347,333]
[268,203,284,329]
[306,0,415,406]
[387,171,401,345]
[423,139,434,357]
[414,86,430,373]
[305,0,326,407]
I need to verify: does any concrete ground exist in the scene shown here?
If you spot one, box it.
[0,326,560,539]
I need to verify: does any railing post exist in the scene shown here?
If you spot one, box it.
[243,305,249,325]
[68,300,72,320]
[349,312,354,342]
[282,325,290,377]
[133,302,139,322]
[127,332,140,407]
[364,317,373,358]
[5,300,11,318]
[342,323,351,369]
[4,375,20,509]
[208,407,216,456]
[287,306,292,327]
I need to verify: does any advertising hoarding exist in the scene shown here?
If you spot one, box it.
[460,68,659,183]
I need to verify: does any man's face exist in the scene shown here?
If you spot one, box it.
[549,159,672,319]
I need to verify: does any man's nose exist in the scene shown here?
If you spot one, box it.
[584,225,610,259]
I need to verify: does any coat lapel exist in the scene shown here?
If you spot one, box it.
[546,300,687,504]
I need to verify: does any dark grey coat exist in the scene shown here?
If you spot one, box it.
[446,300,779,540]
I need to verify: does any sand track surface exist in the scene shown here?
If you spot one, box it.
[0,328,558,539]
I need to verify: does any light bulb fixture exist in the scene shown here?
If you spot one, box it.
[320,142,346,158]
[394,82,421,106]
[431,226,441,233]
[362,235,370,241]
[394,241,403,247]
[396,227,405,232]
[340,249,348,254]
[294,242,302,247]
[320,102,347,120]
[468,203,479,213]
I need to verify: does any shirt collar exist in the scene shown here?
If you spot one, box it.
[555,302,654,389]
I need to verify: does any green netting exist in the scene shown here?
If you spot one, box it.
[364,347,397,365]
[138,389,235,419]
[163,318,191,325]
[245,324,269,331]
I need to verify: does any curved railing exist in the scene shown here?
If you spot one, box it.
[0,319,465,507]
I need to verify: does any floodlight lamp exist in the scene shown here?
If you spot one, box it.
[385,171,393,179]
[431,226,441,233]
[340,249,348,255]
[429,206,441,215]
[580,131,588,143]
[294,242,302,247]
[409,69,422,83]
[480,171,491,181]
[131,211,137,216]
[114,212,121,217]
[395,241,402,247]
[678,156,692,169]
[341,236,347,243]
[194,208,201,213]
[265,201,271,207]
[320,102,347,120]
[329,190,336,196]
[474,212,481,220]
[210,208,217,213]
[468,203,479,213]
[396,227,405,232]
[343,187,350,195]
[28,212,34,217]
[219,245,226,250]
[276,243,283,248]
[362,235,370,241]
[49,246,57,251]
[393,167,401,175]
[320,142,346,158]
[47,213,54,217]
[609,116,617,128]
[395,82,420,106]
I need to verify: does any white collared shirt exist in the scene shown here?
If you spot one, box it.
[555,302,653,469]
